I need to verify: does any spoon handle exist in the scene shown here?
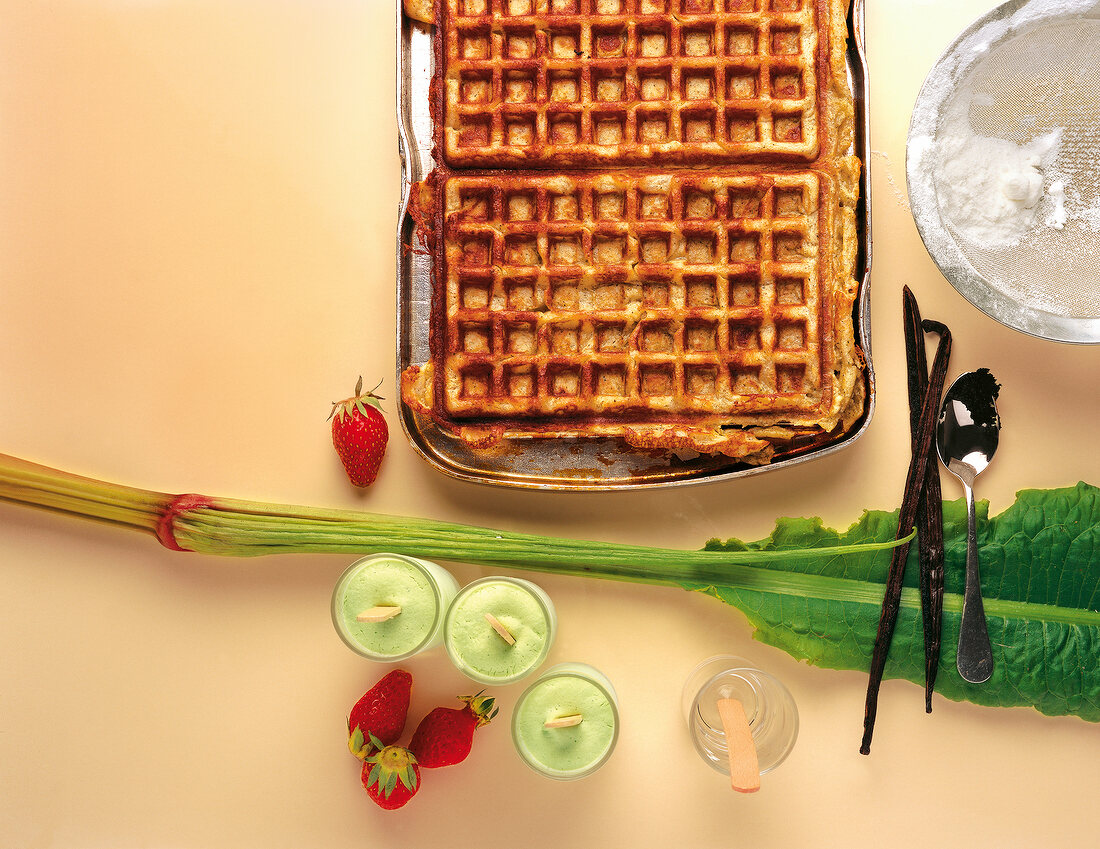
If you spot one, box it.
[957,482,993,683]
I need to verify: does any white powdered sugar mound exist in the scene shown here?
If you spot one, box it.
[933,92,1062,248]
[907,0,1100,320]
[909,0,1100,249]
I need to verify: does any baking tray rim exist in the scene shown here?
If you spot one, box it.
[394,0,875,491]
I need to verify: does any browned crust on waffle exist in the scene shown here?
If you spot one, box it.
[404,0,435,23]
[439,170,836,422]
[407,180,437,255]
[403,164,861,462]
[436,0,838,168]
[402,0,863,465]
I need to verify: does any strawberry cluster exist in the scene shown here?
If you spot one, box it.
[347,669,498,810]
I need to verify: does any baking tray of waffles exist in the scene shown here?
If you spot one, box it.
[396,0,873,490]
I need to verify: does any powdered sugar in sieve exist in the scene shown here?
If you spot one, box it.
[907,0,1100,343]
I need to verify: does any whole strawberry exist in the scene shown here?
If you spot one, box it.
[361,739,420,810]
[408,692,498,769]
[329,377,389,487]
[348,669,412,759]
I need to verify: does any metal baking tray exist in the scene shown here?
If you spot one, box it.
[395,0,873,490]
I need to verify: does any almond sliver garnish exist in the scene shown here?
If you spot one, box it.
[356,605,401,623]
[544,714,583,729]
[716,698,760,793]
[484,612,516,645]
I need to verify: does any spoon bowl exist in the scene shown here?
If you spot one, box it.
[936,369,1001,684]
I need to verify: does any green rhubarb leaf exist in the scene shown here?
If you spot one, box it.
[2,453,1095,723]
[682,482,1100,721]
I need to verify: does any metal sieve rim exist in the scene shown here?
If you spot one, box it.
[905,0,1100,345]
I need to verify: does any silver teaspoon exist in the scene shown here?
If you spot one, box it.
[935,369,1001,684]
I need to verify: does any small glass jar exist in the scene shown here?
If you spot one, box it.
[330,553,459,662]
[512,662,620,781]
[682,655,799,776]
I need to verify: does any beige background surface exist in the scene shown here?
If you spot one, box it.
[2,1,1098,847]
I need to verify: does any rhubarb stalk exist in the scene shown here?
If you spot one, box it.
[0,453,911,590]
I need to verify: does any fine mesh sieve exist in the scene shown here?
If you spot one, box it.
[907,0,1100,344]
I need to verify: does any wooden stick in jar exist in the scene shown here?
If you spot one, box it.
[717,698,760,793]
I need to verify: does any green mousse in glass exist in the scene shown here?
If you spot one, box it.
[331,554,459,661]
[443,577,556,685]
[512,663,620,780]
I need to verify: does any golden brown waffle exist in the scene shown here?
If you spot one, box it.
[402,166,863,461]
[402,0,863,465]
[439,0,828,167]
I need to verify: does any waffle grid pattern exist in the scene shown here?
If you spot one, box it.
[442,172,829,419]
[443,0,819,166]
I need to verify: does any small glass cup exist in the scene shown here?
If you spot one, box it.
[512,662,620,781]
[443,576,557,686]
[331,553,459,662]
[682,655,799,776]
